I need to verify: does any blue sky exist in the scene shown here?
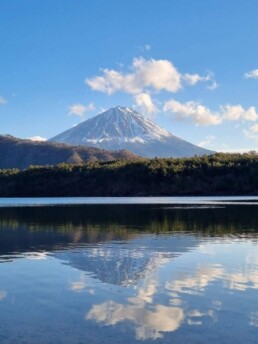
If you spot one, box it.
[1,0,258,151]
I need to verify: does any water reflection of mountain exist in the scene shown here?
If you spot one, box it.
[55,234,199,286]
[0,206,201,284]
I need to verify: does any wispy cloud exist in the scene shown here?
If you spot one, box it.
[139,44,151,52]
[0,96,7,105]
[244,123,258,142]
[207,80,219,90]
[198,135,216,148]
[69,103,95,118]
[183,72,218,90]
[244,69,258,79]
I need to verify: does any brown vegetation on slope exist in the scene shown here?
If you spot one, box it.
[0,135,138,169]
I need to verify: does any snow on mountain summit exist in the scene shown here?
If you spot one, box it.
[49,106,214,158]
[52,106,172,145]
[97,106,172,142]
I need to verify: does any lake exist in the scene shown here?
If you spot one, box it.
[0,198,258,343]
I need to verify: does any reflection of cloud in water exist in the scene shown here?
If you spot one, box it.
[226,271,258,291]
[246,249,258,265]
[170,298,182,306]
[250,312,258,328]
[0,291,7,301]
[70,281,87,292]
[136,279,157,304]
[77,238,258,340]
[87,300,184,340]
[186,309,216,326]
[86,297,216,339]
[25,251,48,260]
[166,243,258,297]
[166,265,224,296]
[70,274,95,294]
[227,245,258,292]
[212,300,222,310]
[86,275,218,340]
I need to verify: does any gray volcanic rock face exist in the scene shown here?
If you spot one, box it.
[49,106,214,157]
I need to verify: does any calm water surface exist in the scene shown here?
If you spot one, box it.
[0,199,258,343]
[1,195,258,206]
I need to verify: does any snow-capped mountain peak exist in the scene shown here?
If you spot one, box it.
[49,106,214,158]
[76,106,172,144]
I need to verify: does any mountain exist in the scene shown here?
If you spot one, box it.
[49,106,214,158]
[0,135,138,169]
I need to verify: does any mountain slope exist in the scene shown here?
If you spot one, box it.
[49,106,214,157]
[0,135,138,169]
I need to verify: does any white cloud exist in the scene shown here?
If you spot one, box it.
[86,69,140,95]
[134,58,182,92]
[86,57,218,97]
[221,105,258,122]
[69,103,95,118]
[0,96,7,104]
[183,72,218,90]
[86,57,182,95]
[183,73,209,85]
[244,69,258,79]
[134,92,157,115]
[163,100,222,126]
[164,100,258,126]
[28,136,47,142]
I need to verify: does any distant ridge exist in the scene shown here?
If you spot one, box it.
[49,106,214,158]
[0,135,138,169]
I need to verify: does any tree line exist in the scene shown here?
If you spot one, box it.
[0,152,258,196]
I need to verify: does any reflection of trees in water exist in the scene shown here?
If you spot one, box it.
[1,204,258,288]
[1,204,258,260]
[1,204,258,234]
[0,205,258,255]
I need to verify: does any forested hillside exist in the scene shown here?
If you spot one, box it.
[0,153,258,196]
[0,135,137,169]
